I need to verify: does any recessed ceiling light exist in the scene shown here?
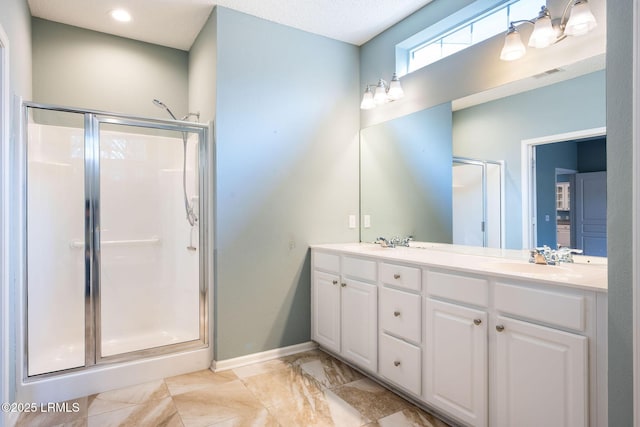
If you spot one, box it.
[110,9,132,23]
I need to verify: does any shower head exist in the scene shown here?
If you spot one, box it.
[152,98,177,120]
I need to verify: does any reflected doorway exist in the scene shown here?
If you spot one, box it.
[452,157,504,248]
[522,127,607,255]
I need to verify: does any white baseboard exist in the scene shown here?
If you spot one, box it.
[211,341,318,372]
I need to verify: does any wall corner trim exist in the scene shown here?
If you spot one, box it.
[211,341,318,372]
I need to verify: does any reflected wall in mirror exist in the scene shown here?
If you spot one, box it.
[453,69,605,249]
[360,103,452,243]
[360,69,606,251]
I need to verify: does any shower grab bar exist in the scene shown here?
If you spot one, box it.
[69,236,161,249]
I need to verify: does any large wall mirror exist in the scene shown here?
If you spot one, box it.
[360,60,606,256]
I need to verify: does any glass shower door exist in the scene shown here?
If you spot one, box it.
[26,109,87,375]
[452,161,485,247]
[452,158,503,248]
[97,121,203,359]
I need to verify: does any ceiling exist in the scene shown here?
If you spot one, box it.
[27,0,435,50]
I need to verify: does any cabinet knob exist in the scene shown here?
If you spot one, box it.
[341,283,347,287]
[393,273,401,279]
[393,360,401,367]
[393,311,401,317]
[473,318,482,326]
[496,324,505,332]
[332,280,338,285]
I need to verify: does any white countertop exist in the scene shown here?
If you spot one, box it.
[310,242,607,293]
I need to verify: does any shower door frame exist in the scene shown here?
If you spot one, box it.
[21,101,210,379]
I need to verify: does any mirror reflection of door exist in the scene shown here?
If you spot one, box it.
[535,137,607,256]
[452,158,503,248]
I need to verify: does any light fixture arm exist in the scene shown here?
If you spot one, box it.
[560,0,577,30]
[506,19,535,33]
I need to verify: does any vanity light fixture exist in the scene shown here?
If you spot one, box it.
[110,8,132,23]
[360,73,404,110]
[499,0,597,61]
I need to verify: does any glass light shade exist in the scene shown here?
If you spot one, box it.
[564,1,597,36]
[500,30,526,61]
[528,15,556,48]
[373,80,388,105]
[360,87,375,110]
[387,74,404,101]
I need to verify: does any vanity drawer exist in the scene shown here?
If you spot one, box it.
[380,263,421,291]
[313,251,340,273]
[342,256,377,282]
[494,282,586,332]
[379,333,421,395]
[380,287,421,343]
[426,270,489,307]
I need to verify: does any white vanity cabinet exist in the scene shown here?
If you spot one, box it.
[311,250,378,373]
[424,299,488,427]
[493,282,590,427]
[310,245,607,427]
[494,316,587,427]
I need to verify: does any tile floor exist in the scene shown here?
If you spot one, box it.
[15,349,452,427]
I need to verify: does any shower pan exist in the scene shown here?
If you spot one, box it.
[17,102,212,403]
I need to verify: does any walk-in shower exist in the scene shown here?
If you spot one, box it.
[17,102,212,402]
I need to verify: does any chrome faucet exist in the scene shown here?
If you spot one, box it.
[376,237,395,248]
[556,246,583,263]
[375,236,413,248]
[529,245,583,265]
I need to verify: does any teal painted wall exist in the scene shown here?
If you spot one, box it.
[31,18,188,118]
[606,0,633,424]
[360,103,453,243]
[189,9,216,124]
[453,71,606,249]
[214,7,360,360]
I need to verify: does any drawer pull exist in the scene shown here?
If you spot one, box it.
[473,318,482,326]
[341,283,347,288]
[496,324,505,332]
[393,273,401,279]
[393,311,401,317]
[332,280,338,285]
[393,360,401,367]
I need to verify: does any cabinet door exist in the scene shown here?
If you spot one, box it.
[341,278,377,372]
[495,316,587,427]
[425,298,487,427]
[312,271,341,353]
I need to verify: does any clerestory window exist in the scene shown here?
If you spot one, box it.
[401,0,542,74]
